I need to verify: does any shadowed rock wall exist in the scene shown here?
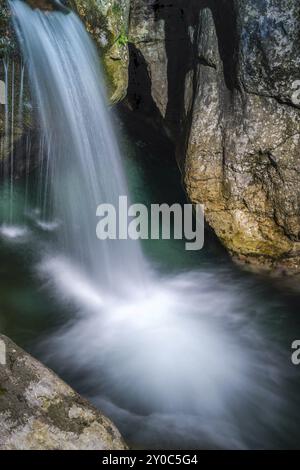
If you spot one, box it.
[127,0,300,273]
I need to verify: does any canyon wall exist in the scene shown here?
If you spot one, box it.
[127,0,300,273]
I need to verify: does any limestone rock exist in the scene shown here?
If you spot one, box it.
[128,0,300,273]
[0,334,127,450]
[70,0,130,103]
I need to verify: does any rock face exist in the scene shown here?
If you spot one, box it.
[0,334,127,450]
[70,0,130,103]
[128,0,300,273]
[0,2,32,165]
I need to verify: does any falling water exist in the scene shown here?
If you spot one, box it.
[24,132,32,215]
[10,60,14,223]
[18,61,24,127]
[2,59,10,186]
[9,0,145,290]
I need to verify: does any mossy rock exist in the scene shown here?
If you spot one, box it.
[0,334,127,450]
[69,0,130,103]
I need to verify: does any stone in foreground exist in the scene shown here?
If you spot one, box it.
[0,334,127,450]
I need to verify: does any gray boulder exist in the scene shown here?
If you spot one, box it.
[0,334,127,450]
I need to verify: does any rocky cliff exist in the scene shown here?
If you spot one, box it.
[0,335,127,449]
[127,0,300,274]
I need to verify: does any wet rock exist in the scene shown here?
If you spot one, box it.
[0,334,127,450]
[0,2,32,165]
[70,0,130,103]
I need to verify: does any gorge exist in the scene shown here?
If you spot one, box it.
[0,0,300,451]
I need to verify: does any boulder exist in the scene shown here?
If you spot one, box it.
[0,334,127,450]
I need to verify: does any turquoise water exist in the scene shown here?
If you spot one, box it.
[1,118,300,449]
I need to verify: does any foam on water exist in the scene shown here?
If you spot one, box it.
[0,224,29,240]
[35,219,60,232]
[37,255,292,449]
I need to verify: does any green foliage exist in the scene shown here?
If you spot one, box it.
[112,2,122,16]
[116,32,128,47]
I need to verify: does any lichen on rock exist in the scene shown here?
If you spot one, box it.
[127,0,300,274]
[0,334,127,450]
[70,0,130,103]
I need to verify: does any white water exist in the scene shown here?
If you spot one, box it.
[10,0,145,291]
[38,257,293,449]
[7,1,298,450]
[0,223,29,240]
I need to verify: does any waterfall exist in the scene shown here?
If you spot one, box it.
[4,0,297,451]
[9,0,145,291]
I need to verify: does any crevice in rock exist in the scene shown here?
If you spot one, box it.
[152,0,195,136]
[210,0,240,92]
[126,42,160,117]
